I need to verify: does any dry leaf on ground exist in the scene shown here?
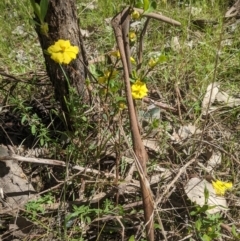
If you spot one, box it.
[201,82,220,115]
[216,91,240,107]
[184,177,228,214]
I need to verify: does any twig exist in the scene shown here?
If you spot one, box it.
[0,146,117,178]
[143,97,177,112]
[138,17,150,70]
[0,153,66,166]
[155,158,197,205]
[134,8,181,26]
[0,71,50,85]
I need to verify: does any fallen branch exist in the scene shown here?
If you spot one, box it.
[134,8,181,26]
[143,97,177,112]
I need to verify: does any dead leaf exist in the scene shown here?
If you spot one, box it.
[143,139,160,152]
[80,28,90,38]
[201,82,220,115]
[184,177,228,214]
[171,123,200,143]
[216,91,240,107]
[171,36,181,52]
[206,151,221,172]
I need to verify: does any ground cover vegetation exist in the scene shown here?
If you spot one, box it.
[0,0,240,240]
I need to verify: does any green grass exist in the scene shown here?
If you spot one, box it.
[0,0,240,240]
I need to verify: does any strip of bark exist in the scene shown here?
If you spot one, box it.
[111,7,154,241]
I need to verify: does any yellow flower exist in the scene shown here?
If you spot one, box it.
[98,76,106,84]
[212,180,233,196]
[110,50,120,58]
[148,58,158,68]
[131,10,140,20]
[130,57,136,65]
[118,101,127,110]
[98,70,118,84]
[47,39,79,64]
[129,31,137,42]
[131,80,148,99]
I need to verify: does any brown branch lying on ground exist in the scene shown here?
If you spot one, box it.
[0,70,49,85]
[143,97,177,112]
[0,146,117,178]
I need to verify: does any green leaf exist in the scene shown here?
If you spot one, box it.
[40,0,49,21]
[30,0,42,23]
[158,55,167,63]
[86,216,91,224]
[40,22,49,36]
[31,125,36,135]
[135,0,144,8]
[128,235,135,241]
[190,210,196,216]
[21,115,27,124]
[143,1,157,14]
[143,0,150,11]
[204,185,209,203]
[201,234,211,241]
[195,219,202,231]
[40,138,44,146]
[151,1,157,10]
[199,204,209,213]
[154,223,161,230]
[81,116,87,122]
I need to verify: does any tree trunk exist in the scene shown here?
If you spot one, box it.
[34,0,88,129]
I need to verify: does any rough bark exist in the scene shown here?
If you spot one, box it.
[34,0,88,129]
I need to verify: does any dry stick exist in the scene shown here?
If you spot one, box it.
[134,8,181,26]
[143,97,177,112]
[111,7,154,241]
[174,84,183,122]
[0,152,66,166]
[155,158,196,205]
[0,149,117,179]
[138,17,150,71]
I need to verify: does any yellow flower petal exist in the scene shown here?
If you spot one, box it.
[98,70,118,85]
[58,39,71,48]
[148,58,157,68]
[66,46,79,55]
[47,39,79,64]
[98,76,106,84]
[131,10,140,20]
[212,180,233,196]
[48,44,61,54]
[62,52,72,64]
[110,50,120,58]
[130,57,136,65]
[50,52,64,64]
[131,80,148,99]
[118,102,127,110]
[129,32,136,42]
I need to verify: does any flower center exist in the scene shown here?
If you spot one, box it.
[60,45,66,52]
